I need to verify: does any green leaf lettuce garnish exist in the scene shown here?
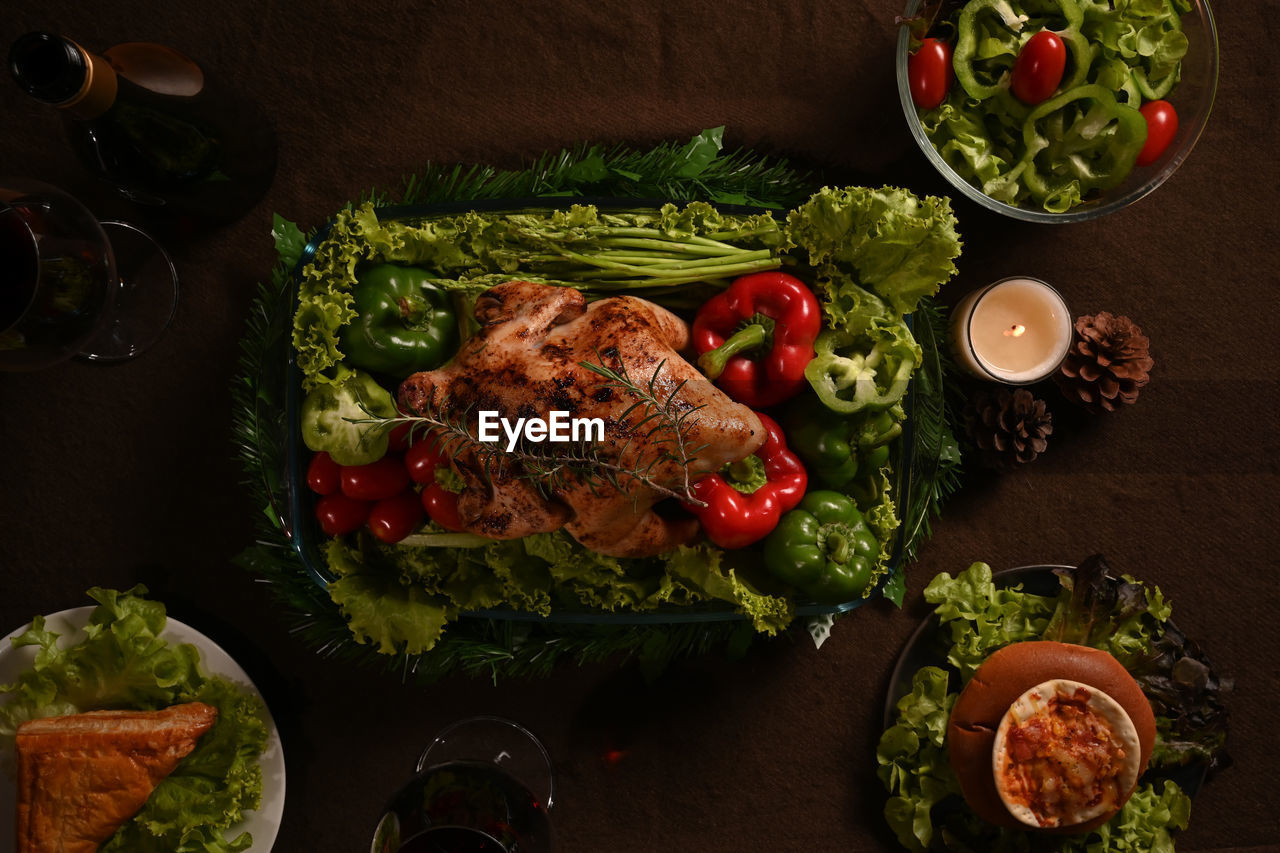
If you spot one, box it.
[785,186,962,321]
[0,587,268,853]
[324,532,793,655]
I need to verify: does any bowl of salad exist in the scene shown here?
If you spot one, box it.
[896,0,1218,222]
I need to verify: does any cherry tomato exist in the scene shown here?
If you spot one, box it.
[387,422,413,453]
[404,435,450,484]
[306,451,341,495]
[422,485,464,532]
[1136,100,1178,166]
[367,491,425,543]
[1011,31,1066,105]
[340,454,411,501]
[908,38,953,110]
[314,493,371,536]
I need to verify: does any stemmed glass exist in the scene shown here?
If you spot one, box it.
[0,177,177,371]
[371,716,555,853]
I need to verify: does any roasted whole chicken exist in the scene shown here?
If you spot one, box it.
[397,280,765,557]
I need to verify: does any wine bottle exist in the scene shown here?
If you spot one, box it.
[8,32,278,224]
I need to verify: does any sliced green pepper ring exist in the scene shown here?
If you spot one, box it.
[953,0,1089,100]
[1018,83,1148,209]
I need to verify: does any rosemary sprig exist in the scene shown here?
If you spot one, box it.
[356,356,710,506]
[579,352,709,506]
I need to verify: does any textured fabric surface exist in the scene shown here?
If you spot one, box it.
[1,1,1276,850]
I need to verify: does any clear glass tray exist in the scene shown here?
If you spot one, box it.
[279,198,914,624]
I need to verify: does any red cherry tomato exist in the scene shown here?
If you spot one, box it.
[1011,31,1067,105]
[403,433,464,531]
[1136,100,1178,166]
[405,436,450,485]
[387,422,413,453]
[908,38,953,110]
[422,485,463,532]
[306,451,341,495]
[340,454,411,501]
[367,491,425,543]
[314,493,371,536]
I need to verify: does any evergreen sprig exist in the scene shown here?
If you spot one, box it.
[901,298,964,560]
[386,127,816,210]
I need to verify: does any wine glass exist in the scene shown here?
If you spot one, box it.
[0,177,177,370]
[371,716,555,853]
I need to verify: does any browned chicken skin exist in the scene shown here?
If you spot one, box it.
[397,281,765,557]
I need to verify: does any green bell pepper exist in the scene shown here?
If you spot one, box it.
[786,398,903,490]
[762,490,880,604]
[340,264,459,376]
[1017,84,1148,211]
[300,366,397,466]
[803,320,920,415]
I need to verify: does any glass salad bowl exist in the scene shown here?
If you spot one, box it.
[896,0,1218,223]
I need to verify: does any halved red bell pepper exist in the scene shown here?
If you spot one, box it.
[692,272,821,408]
[686,412,807,549]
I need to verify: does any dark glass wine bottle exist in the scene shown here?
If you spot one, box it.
[9,32,278,224]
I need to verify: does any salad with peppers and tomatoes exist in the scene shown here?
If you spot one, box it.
[905,0,1194,213]
[284,186,961,655]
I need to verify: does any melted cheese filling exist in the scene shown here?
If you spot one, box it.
[996,685,1129,827]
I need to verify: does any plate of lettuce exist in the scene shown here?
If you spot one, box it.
[0,588,284,853]
[877,556,1230,852]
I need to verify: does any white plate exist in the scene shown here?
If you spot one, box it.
[0,607,285,852]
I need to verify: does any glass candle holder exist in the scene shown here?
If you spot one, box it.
[950,277,1072,385]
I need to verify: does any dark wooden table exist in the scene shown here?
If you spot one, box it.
[2,2,1276,850]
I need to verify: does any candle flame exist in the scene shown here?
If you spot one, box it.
[1004,324,1027,338]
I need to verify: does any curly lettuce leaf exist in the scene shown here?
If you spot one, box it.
[324,532,794,654]
[785,186,961,320]
[0,588,267,853]
[923,562,1057,680]
[877,666,957,852]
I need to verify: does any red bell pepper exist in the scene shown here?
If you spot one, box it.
[686,412,808,549]
[404,433,464,532]
[692,272,822,409]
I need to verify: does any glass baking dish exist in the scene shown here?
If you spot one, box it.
[280,198,914,624]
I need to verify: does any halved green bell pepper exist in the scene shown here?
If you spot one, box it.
[340,264,459,376]
[300,366,397,466]
[803,320,920,415]
[762,490,880,603]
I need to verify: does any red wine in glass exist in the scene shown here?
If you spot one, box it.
[372,718,555,853]
[1,178,177,370]
[0,181,115,369]
[378,761,551,853]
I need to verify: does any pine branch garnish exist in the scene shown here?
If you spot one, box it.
[354,356,709,506]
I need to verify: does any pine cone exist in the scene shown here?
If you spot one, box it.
[1055,312,1154,413]
[965,388,1052,468]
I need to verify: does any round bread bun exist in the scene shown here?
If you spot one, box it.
[947,641,1156,833]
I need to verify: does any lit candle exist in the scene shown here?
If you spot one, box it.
[950,277,1072,384]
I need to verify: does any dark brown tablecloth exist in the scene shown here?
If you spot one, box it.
[2,2,1277,851]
